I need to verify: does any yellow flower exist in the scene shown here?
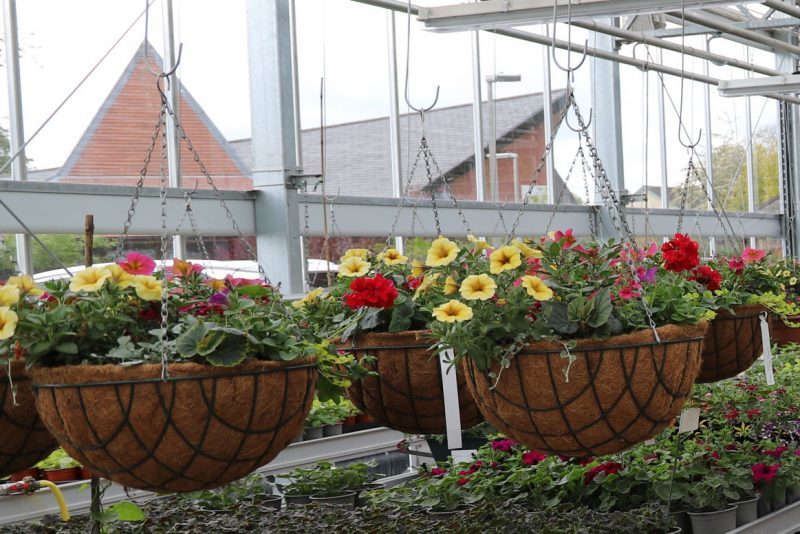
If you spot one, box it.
[432,300,473,323]
[340,248,371,262]
[292,288,324,309]
[511,239,543,259]
[791,277,798,286]
[783,270,791,277]
[489,246,522,275]
[459,274,497,301]
[7,274,43,296]
[69,267,111,293]
[426,237,459,267]
[0,307,17,340]
[205,278,227,292]
[444,276,459,296]
[103,264,136,288]
[133,275,163,301]
[413,273,440,301]
[467,234,490,252]
[338,257,371,277]
[381,248,408,266]
[0,285,20,306]
[411,259,426,277]
[521,275,553,301]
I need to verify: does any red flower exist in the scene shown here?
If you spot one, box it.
[661,233,700,272]
[747,408,762,418]
[406,276,423,290]
[764,446,788,458]
[724,409,739,420]
[728,257,745,273]
[584,462,623,485]
[741,247,766,263]
[691,265,722,291]
[344,274,398,309]
[522,451,547,466]
[430,467,447,477]
[752,463,780,485]
[578,457,596,467]
[138,303,161,321]
[552,229,576,248]
[457,477,469,486]
[725,444,738,451]
[491,439,516,452]
[644,453,659,462]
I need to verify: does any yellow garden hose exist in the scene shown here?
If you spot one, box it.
[35,480,71,521]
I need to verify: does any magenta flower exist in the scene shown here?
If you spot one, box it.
[741,247,766,263]
[522,451,547,466]
[764,446,789,458]
[636,266,658,284]
[491,439,516,452]
[618,286,638,300]
[118,252,156,275]
[752,463,780,485]
[430,467,447,477]
[208,291,229,306]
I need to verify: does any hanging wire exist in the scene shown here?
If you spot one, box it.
[677,0,702,150]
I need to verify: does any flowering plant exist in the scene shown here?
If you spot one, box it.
[765,257,800,307]
[0,253,328,370]
[424,232,713,370]
[292,247,437,341]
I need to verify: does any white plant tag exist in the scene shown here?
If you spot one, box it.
[451,449,477,464]
[678,408,700,434]
[644,439,656,446]
[760,312,775,386]
[439,349,462,450]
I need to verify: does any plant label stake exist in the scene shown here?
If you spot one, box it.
[678,408,700,434]
[438,349,462,450]
[759,312,775,386]
[451,449,477,464]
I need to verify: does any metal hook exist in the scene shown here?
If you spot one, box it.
[403,0,440,115]
[631,42,651,72]
[677,0,701,151]
[551,0,589,76]
[325,187,342,204]
[143,0,184,103]
[565,106,592,133]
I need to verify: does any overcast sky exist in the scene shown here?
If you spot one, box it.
[0,0,783,201]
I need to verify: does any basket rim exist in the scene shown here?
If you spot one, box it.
[338,329,434,351]
[30,357,317,389]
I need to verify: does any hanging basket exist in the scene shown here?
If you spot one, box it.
[337,330,483,435]
[769,314,800,346]
[30,357,316,493]
[698,304,766,383]
[0,360,57,479]
[462,323,707,457]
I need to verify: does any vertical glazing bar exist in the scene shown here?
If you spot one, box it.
[703,39,716,256]
[387,11,404,252]
[657,49,669,212]
[487,80,498,201]
[542,27,556,204]
[247,0,303,293]
[745,94,757,248]
[290,0,303,171]
[471,30,485,203]
[2,0,31,274]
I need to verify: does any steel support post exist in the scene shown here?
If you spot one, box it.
[471,30,486,202]
[387,11,404,252]
[247,0,303,293]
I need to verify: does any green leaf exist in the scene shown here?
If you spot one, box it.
[204,335,248,367]
[175,320,208,358]
[359,307,384,331]
[55,342,79,355]
[388,300,415,332]
[196,330,227,357]
[547,302,578,334]
[106,501,145,522]
[588,288,613,328]
[236,285,271,298]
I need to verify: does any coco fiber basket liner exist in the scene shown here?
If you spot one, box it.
[0,360,57,478]
[30,357,316,493]
[698,304,766,383]
[338,330,483,435]
[463,323,707,457]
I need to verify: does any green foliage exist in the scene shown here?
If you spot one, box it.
[0,234,117,278]
[35,448,80,470]
[282,461,377,497]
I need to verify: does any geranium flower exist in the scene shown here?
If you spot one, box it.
[763,446,788,458]
[338,257,371,278]
[133,275,163,302]
[491,439,516,452]
[459,274,497,301]
[552,228,576,247]
[0,285,20,306]
[521,276,553,301]
[661,233,700,272]
[6,274,43,296]
[489,246,522,274]
[741,247,766,263]
[618,286,639,300]
[292,288,324,309]
[584,462,623,484]
[340,248,371,262]
[104,264,136,288]
[522,451,547,465]
[752,463,780,485]
[444,276,459,296]
[426,237,459,267]
[170,258,203,278]
[69,267,112,293]
[379,248,408,265]
[118,252,156,275]
[0,306,18,340]
[467,234,490,252]
[728,257,745,273]
[345,274,398,309]
[691,265,722,291]
[432,300,473,323]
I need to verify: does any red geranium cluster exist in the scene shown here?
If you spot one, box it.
[691,265,722,291]
[344,274,398,310]
[661,233,700,272]
[752,463,780,486]
[584,461,623,485]
[522,451,547,466]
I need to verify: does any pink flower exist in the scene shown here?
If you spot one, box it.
[552,229,576,248]
[747,408,762,418]
[491,439,516,452]
[522,451,547,466]
[764,446,789,458]
[457,477,469,486]
[118,252,156,275]
[224,275,259,288]
[741,247,766,263]
[752,463,780,485]
[724,409,739,421]
[430,467,447,477]
[728,257,745,273]
[618,286,638,300]
[636,266,658,284]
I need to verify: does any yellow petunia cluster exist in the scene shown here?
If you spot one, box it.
[69,266,163,301]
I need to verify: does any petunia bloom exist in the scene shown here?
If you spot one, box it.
[426,237,459,267]
[6,274,43,296]
[459,274,497,301]
[133,275,163,302]
[0,285,20,306]
[489,246,522,275]
[379,248,408,266]
[752,463,780,485]
[432,300,473,323]
[0,306,18,340]
[338,257,371,278]
[340,248,371,262]
[741,247,766,263]
[521,275,553,301]
[444,276,459,296]
[118,252,156,275]
[522,451,547,466]
[70,267,112,293]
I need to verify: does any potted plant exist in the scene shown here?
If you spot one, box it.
[0,275,58,480]
[681,472,738,534]
[281,465,319,506]
[427,232,712,456]
[766,257,800,345]
[4,256,336,493]
[696,247,798,382]
[293,244,483,435]
[308,461,375,510]
[36,448,81,482]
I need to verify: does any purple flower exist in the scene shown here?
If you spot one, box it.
[636,266,657,284]
[209,291,229,306]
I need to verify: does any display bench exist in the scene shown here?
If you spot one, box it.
[0,427,428,526]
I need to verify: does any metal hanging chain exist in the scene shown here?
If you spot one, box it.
[579,140,598,238]
[425,138,472,236]
[675,156,695,234]
[385,141,425,248]
[301,178,314,289]
[545,138,583,235]
[114,109,165,260]
[158,112,171,381]
[421,136,442,236]
[688,160,738,251]
[505,97,571,241]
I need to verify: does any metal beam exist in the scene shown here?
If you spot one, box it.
[764,0,800,20]
[645,17,800,38]
[625,208,781,239]
[0,181,255,236]
[570,20,787,77]
[471,30,486,202]
[247,0,303,292]
[672,10,800,56]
